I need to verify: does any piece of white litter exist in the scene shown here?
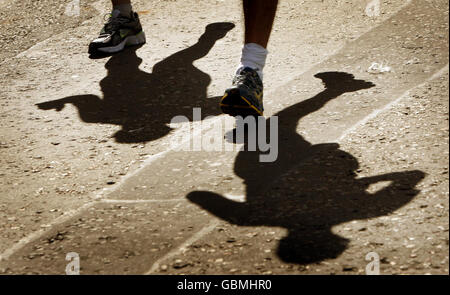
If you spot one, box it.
[405,57,420,65]
[367,62,392,73]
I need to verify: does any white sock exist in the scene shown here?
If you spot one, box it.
[112,3,133,17]
[236,43,268,80]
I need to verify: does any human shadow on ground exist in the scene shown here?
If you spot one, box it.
[36,22,235,143]
[187,72,425,264]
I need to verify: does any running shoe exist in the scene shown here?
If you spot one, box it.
[220,67,264,116]
[88,10,146,54]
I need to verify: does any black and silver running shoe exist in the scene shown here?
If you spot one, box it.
[88,10,146,54]
[220,67,264,117]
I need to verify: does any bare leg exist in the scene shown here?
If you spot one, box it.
[243,0,278,48]
[111,0,132,16]
[220,1,279,116]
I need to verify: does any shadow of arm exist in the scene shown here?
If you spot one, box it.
[359,170,426,188]
[36,98,70,111]
[36,95,100,112]
[186,191,249,225]
[357,170,426,218]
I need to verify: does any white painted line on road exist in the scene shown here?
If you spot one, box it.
[94,149,173,200]
[337,64,449,143]
[100,198,185,204]
[0,197,186,262]
[145,219,220,274]
[0,201,100,262]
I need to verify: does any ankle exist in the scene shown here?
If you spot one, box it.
[237,43,268,80]
[112,3,133,16]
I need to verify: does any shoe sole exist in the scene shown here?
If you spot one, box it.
[96,31,146,54]
[220,90,264,117]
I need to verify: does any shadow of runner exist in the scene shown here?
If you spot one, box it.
[187,72,425,264]
[36,22,235,143]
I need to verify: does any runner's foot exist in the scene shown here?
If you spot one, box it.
[220,67,264,117]
[88,10,146,55]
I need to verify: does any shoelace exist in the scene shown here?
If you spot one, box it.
[102,13,131,34]
[234,70,258,88]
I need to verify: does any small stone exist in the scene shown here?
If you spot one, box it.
[173,260,190,269]
[342,265,357,271]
